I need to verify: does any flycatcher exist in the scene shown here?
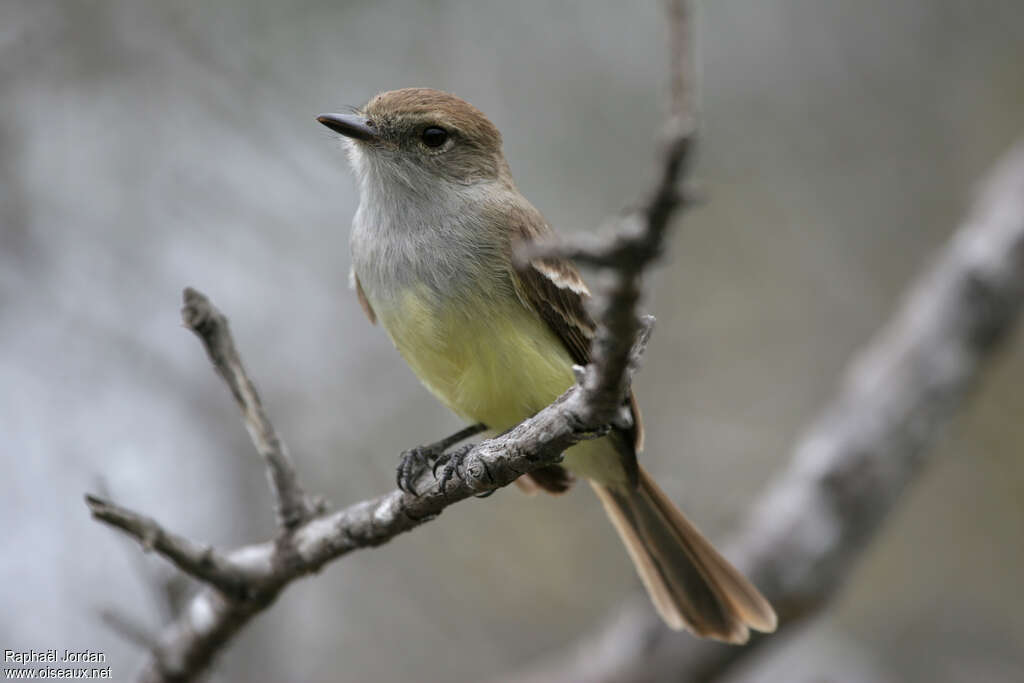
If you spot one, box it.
[318,88,776,643]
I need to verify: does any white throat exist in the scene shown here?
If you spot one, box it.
[345,142,510,307]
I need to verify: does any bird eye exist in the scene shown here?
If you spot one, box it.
[421,126,448,148]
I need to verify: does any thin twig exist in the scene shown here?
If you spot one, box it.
[181,287,315,529]
[529,0,695,429]
[85,494,255,599]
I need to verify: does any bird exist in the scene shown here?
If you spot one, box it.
[317,87,776,643]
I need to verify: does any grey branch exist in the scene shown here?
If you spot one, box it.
[85,495,255,599]
[84,3,697,680]
[85,284,665,681]
[181,287,316,530]
[504,140,1024,683]
[534,0,695,429]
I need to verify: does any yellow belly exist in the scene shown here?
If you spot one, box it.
[379,286,573,429]
[375,286,628,485]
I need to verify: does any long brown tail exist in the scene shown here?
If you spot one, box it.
[591,466,777,643]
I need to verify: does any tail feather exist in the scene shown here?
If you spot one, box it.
[591,466,777,643]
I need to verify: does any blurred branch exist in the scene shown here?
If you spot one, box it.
[98,609,159,651]
[504,139,1024,683]
[83,2,696,680]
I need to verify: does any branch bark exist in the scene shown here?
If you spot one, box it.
[503,139,1024,683]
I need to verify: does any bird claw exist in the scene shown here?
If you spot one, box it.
[397,444,443,495]
[432,444,475,496]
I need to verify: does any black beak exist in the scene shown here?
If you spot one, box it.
[316,113,378,142]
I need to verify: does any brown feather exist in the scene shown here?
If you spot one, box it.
[592,468,777,643]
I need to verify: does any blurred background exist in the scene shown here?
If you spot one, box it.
[2,1,1023,681]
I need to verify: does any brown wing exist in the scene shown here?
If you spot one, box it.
[516,256,594,365]
[504,203,643,490]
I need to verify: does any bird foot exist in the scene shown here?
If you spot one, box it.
[396,423,489,495]
[397,443,445,495]
[431,444,476,496]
